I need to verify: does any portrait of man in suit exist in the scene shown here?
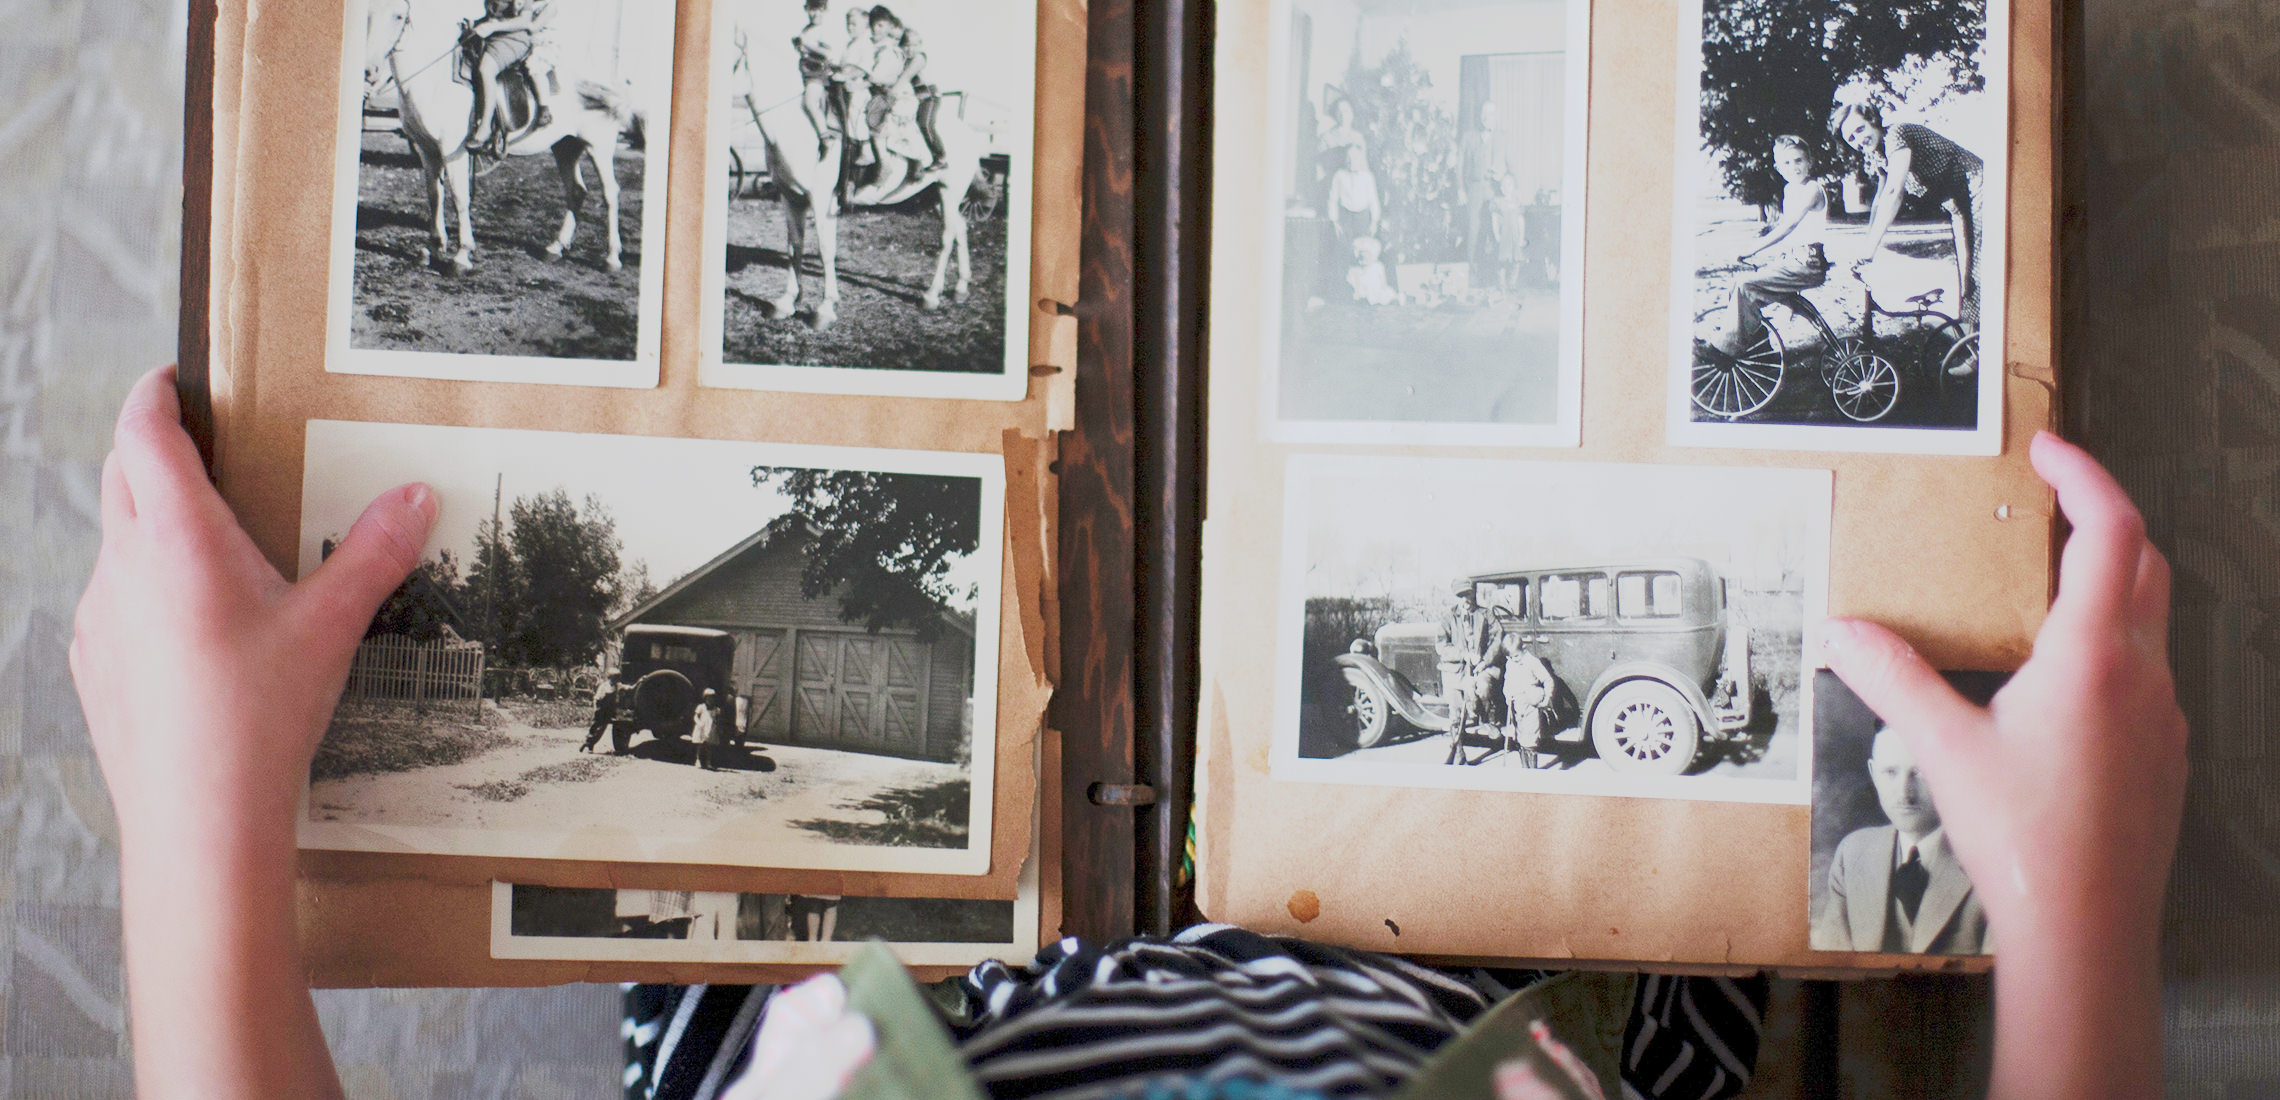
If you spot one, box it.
[1811,722,1989,955]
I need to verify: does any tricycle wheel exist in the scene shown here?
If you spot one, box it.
[1691,330,1785,419]
[1829,350,1901,422]
[1349,683,1394,748]
[1589,680,1700,775]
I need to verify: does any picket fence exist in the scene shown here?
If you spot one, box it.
[345,635,486,717]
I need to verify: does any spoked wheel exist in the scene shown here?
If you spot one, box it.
[960,169,1006,223]
[1589,681,1700,775]
[1936,324,1979,405]
[1829,350,1902,422]
[1690,329,1786,420]
[1348,683,1394,748]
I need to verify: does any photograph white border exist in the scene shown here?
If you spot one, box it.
[696,0,1037,401]
[1269,453,1830,805]
[488,849,1040,964]
[323,0,675,387]
[294,419,1006,875]
[1663,0,2007,456]
[1258,0,1591,448]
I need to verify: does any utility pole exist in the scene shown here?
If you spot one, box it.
[485,472,503,667]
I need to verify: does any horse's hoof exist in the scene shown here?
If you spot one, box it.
[417,247,433,268]
[921,293,942,312]
[765,299,798,321]
[949,285,970,304]
[604,257,623,272]
[543,245,565,262]
[451,256,475,276]
[810,308,837,331]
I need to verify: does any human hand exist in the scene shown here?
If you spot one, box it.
[69,366,437,846]
[1821,431,2186,954]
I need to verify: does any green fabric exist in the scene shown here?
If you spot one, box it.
[834,943,990,1100]
[1390,971,1636,1100]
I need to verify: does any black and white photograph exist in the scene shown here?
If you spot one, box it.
[1669,0,2006,453]
[326,0,674,387]
[699,0,1036,400]
[1261,0,1587,445]
[1275,456,1829,804]
[490,860,1037,964]
[1809,671,2003,955]
[295,421,1005,875]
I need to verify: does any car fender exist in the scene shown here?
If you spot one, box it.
[1582,662,1718,734]
[1334,652,1452,732]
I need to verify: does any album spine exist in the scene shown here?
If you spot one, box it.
[179,0,220,473]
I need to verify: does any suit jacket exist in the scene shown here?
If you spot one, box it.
[1813,825,1989,955]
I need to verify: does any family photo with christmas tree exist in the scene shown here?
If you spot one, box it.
[1269,0,1587,445]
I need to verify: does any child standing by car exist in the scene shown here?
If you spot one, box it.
[1708,134,1830,360]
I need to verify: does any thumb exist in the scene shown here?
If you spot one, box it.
[1820,617,1990,779]
[296,484,439,643]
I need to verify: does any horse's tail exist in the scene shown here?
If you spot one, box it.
[576,79,635,130]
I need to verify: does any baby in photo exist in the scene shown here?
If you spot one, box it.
[1809,670,1992,955]
[1346,236,1400,306]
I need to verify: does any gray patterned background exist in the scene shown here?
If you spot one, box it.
[0,0,2274,1096]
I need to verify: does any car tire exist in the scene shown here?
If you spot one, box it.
[1589,680,1700,775]
[1349,682,1396,748]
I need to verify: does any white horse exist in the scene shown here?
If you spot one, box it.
[363,0,636,274]
[734,34,987,330]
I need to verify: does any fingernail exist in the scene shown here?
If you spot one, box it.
[405,483,437,522]
[1819,619,1859,651]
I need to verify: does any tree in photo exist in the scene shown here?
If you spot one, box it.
[1342,40,1463,264]
[753,468,981,638]
[501,490,626,667]
[1700,0,1985,210]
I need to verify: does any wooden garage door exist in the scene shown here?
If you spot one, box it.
[793,631,931,756]
[731,630,786,739]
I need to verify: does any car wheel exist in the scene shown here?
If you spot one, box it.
[1589,681,1700,775]
[1349,682,1394,748]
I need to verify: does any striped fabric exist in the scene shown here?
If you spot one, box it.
[621,926,1765,1100]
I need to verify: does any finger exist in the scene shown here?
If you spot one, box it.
[110,365,220,527]
[2031,431,2145,628]
[2130,541,2174,644]
[294,483,438,642]
[1821,617,1988,774]
[100,450,135,538]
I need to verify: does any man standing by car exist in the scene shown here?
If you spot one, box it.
[579,670,619,754]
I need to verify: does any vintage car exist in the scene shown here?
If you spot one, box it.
[600,624,739,755]
[1333,558,1754,775]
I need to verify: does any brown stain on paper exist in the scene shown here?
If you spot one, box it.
[1286,890,1321,923]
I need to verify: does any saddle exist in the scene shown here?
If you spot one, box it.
[455,22,552,156]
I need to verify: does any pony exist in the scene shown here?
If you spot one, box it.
[732,30,987,331]
[362,0,637,274]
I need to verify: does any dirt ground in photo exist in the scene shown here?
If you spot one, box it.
[1276,285,1563,426]
[721,187,1010,373]
[349,133,647,359]
[308,700,972,849]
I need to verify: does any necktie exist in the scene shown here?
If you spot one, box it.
[1891,846,1930,923]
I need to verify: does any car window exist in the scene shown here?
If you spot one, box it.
[1480,581,1525,617]
[1617,571,1686,619]
[1538,573,1607,621]
[648,642,699,663]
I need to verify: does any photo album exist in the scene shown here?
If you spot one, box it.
[184,0,2061,983]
